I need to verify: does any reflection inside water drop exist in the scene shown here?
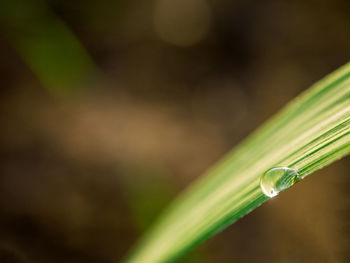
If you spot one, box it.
[260,167,299,198]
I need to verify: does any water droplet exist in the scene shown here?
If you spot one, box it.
[260,167,299,197]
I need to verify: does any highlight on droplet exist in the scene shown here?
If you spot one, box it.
[260,167,299,198]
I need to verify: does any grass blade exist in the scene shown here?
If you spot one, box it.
[125,62,350,263]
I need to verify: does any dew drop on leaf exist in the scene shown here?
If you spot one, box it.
[260,167,299,198]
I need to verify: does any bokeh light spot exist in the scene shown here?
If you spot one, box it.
[153,0,211,46]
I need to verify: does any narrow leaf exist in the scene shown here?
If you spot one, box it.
[126,62,350,263]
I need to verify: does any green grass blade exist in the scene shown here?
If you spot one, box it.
[125,62,350,263]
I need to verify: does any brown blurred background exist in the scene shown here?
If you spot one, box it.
[0,0,350,262]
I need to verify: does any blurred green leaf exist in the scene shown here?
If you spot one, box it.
[0,0,96,94]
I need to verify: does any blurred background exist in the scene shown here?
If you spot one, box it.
[0,0,349,262]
